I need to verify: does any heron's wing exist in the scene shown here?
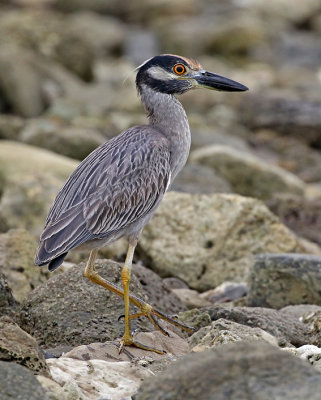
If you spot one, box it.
[36,126,171,263]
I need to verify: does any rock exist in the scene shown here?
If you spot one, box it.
[63,330,189,363]
[170,163,233,194]
[0,273,17,316]
[0,114,25,140]
[0,361,49,400]
[0,9,94,80]
[200,281,248,304]
[240,94,321,148]
[0,316,50,376]
[19,260,185,348]
[69,12,126,57]
[178,308,212,332]
[19,118,105,160]
[138,192,306,291]
[135,341,321,400]
[194,305,309,347]
[171,288,211,309]
[247,253,321,309]
[47,356,153,400]
[300,308,321,347]
[189,318,278,351]
[0,229,51,303]
[294,345,321,371]
[267,194,321,246]
[36,375,70,400]
[190,145,305,200]
[0,141,77,235]
[0,45,46,117]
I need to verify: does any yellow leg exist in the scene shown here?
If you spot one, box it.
[84,245,195,354]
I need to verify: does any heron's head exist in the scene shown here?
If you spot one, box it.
[136,54,248,95]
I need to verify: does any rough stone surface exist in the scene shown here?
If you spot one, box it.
[181,305,309,347]
[247,253,321,309]
[0,316,50,376]
[171,288,211,309]
[138,192,306,291]
[189,318,278,351]
[0,229,51,302]
[190,145,305,200]
[136,341,321,400]
[0,273,17,316]
[0,360,49,400]
[0,141,77,235]
[47,356,153,400]
[19,260,185,348]
[200,281,248,304]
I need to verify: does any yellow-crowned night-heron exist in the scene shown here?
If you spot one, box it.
[35,54,248,353]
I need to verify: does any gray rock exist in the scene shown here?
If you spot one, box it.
[0,360,49,400]
[19,119,105,160]
[135,341,321,400]
[190,145,305,200]
[0,316,50,376]
[0,9,94,80]
[248,253,321,309]
[0,273,17,316]
[0,45,45,117]
[0,229,51,303]
[240,94,321,147]
[0,114,25,140]
[170,163,233,194]
[0,141,77,236]
[267,194,321,246]
[200,281,248,304]
[181,305,309,347]
[138,192,307,291]
[19,260,185,348]
[189,318,278,350]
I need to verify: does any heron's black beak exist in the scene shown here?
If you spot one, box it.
[194,70,248,92]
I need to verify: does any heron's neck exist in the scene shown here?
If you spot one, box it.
[139,85,191,180]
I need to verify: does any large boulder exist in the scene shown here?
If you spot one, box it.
[138,192,307,291]
[247,253,321,309]
[0,229,50,303]
[0,141,77,236]
[0,361,49,400]
[190,145,305,200]
[19,260,186,349]
[0,316,50,376]
[136,341,321,400]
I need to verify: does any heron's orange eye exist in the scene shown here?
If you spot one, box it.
[173,64,186,75]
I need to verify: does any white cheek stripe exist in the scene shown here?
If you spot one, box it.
[147,66,176,81]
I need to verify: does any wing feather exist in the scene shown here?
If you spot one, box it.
[35,126,171,264]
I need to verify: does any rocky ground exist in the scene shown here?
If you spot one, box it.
[1,0,321,399]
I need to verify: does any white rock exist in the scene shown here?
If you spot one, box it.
[47,357,154,400]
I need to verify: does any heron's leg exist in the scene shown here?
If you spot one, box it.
[84,248,194,352]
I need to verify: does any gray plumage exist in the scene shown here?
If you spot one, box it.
[35,54,247,271]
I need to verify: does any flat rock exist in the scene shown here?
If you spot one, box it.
[136,341,321,400]
[0,316,50,376]
[0,360,49,400]
[138,192,306,291]
[247,253,321,308]
[19,259,185,349]
[189,318,278,351]
[47,356,153,400]
[0,229,51,302]
[63,330,189,363]
[190,145,304,200]
[181,305,309,346]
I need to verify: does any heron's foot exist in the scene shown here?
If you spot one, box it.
[116,332,165,355]
[127,300,196,336]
